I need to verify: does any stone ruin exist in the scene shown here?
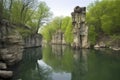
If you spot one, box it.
[71,6,89,49]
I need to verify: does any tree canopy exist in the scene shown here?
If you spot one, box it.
[0,0,52,38]
[87,0,120,45]
[40,16,73,43]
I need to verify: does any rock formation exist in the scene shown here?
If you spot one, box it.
[24,33,42,48]
[71,6,89,49]
[51,29,66,45]
[0,20,24,79]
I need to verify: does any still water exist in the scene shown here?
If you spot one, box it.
[12,45,120,80]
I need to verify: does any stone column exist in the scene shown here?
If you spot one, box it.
[71,6,88,49]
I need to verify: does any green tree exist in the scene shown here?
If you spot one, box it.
[87,0,120,35]
[28,1,52,33]
[0,0,52,38]
[88,25,97,46]
[40,25,53,42]
[64,18,73,44]
[61,16,71,32]
[40,16,73,43]
[40,17,63,42]
[87,0,120,46]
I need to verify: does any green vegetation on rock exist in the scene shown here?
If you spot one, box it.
[40,16,73,44]
[87,0,120,46]
[0,0,52,38]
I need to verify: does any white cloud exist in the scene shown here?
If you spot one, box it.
[39,0,95,17]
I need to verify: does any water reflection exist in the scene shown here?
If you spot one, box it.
[37,60,71,80]
[72,50,88,80]
[40,45,88,80]
[12,47,42,80]
[13,45,120,80]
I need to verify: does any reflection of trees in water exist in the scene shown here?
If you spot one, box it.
[43,45,89,80]
[51,45,66,56]
[86,49,120,80]
[43,45,73,72]
[12,47,42,80]
[17,46,88,80]
[12,45,120,80]
[72,49,88,80]
[23,47,42,67]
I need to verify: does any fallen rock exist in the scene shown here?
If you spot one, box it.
[17,79,22,80]
[99,42,106,48]
[0,70,13,78]
[0,63,7,69]
[94,42,106,48]
[109,47,120,51]
[94,44,100,48]
[112,48,120,51]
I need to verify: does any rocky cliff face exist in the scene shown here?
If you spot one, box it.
[94,35,120,51]
[51,29,66,45]
[24,33,42,48]
[71,6,89,49]
[0,20,24,79]
[51,29,62,44]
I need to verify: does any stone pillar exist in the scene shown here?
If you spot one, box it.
[71,6,88,49]
[51,29,66,45]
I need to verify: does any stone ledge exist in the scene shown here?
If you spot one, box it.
[0,70,13,78]
[0,63,7,69]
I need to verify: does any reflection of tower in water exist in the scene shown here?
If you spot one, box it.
[12,47,42,80]
[72,49,88,80]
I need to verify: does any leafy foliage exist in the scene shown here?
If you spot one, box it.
[40,16,62,42]
[87,0,120,45]
[64,18,73,43]
[0,0,52,38]
[88,25,97,46]
[61,16,71,32]
[108,35,120,47]
[40,16,73,43]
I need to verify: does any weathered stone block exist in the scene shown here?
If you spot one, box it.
[0,70,13,78]
[0,63,7,69]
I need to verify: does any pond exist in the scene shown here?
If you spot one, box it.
[12,45,120,80]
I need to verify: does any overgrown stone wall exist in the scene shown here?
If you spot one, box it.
[71,6,89,49]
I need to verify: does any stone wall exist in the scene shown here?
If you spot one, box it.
[0,20,24,79]
[71,6,89,49]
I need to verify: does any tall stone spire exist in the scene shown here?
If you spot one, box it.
[71,6,89,49]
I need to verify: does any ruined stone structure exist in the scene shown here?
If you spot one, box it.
[71,6,89,49]
[51,29,66,45]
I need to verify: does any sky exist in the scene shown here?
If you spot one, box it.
[39,0,96,17]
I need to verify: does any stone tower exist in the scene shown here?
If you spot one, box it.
[71,6,88,49]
